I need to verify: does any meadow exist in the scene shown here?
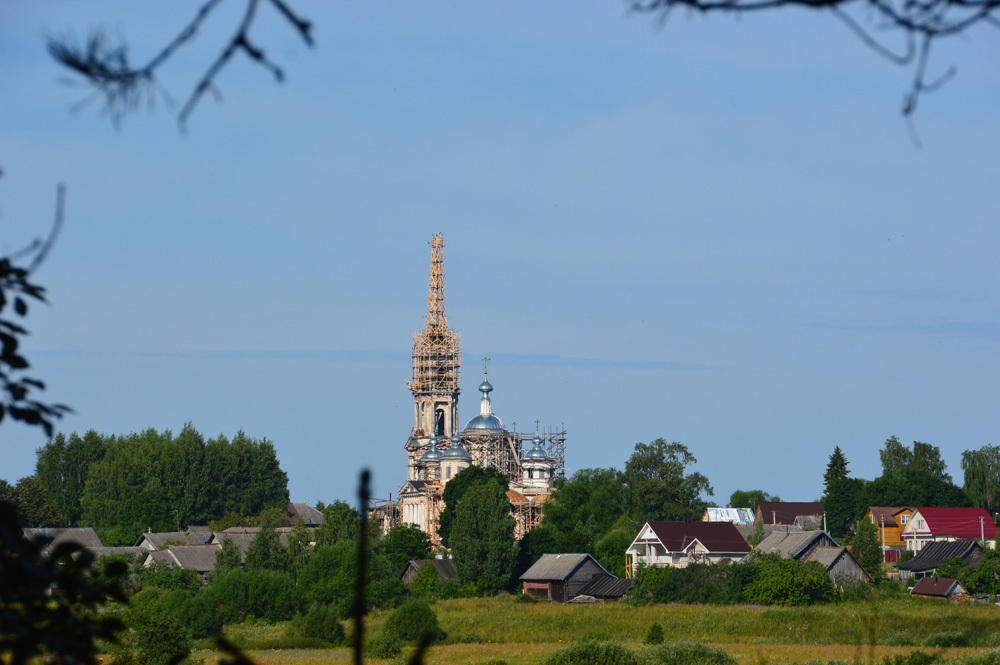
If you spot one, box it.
[196,596,1000,665]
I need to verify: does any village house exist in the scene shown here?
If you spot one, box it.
[900,507,997,552]
[753,530,871,583]
[897,540,984,580]
[400,558,458,585]
[910,576,970,603]
[22,527,103,555]
[145,543,223,576]
[520,553,613,602]
[625,521,751,576]
[135,530,211,550]
[863,507,912,562]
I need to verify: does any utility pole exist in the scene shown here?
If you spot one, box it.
[772,510,776,525]
[823,512,827,533]
[981,515,985,543]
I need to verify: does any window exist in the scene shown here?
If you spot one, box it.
[445,466,451,479]
[900,514,909,524]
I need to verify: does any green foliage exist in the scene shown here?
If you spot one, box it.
[0,501,127,665]
[116,604,191,665]
[382,523,432,574]
[727,489,780,511]
[244,519,288,571]
[366,630,402,659]
[850,519,883,579]
[544,641,640,665]
[823,446,850,497]
[438,466,509,547]
[297,541,407,618]
[35,424,289,540]
[837,577,875,601]
[286,519,312,580]
[824,477,870,540]
[923,630,971,647]
[879,436,951,483]
[743,554,837,606]
[746,521,766,547]
[450,482,516,594]
[0,476,61,527]
[291,603,345,644]
[312,500,358,549]
[963,547,1000,595]
[594,514,639,578]
[630,562,754,605]
[206,568,300,624]
[962,444,1000,516]
[623,439,713,522]
[645,623,665,645]
[213,536,243,576]
[388,599,445,642]
[646,641,738,665]
[409,561,443,596]
[899,550,914,563]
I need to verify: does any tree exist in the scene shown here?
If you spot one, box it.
[449,482,516,594]
[437,466,508,548]
[313,501,359,549]
[381,524,432,575]
[879,436,950,482]
[213,536,243,576]
[728,489,780,511]
[0,476,61,528]
[961,444,1000,515]
[622,439,713,522]
[244,518,288,572]
[824,477,870,540]
[849,519,883,580]
[823,447,850,498]
[286,519,313,580]
[541,467,629,559]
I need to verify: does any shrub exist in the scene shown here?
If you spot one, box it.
[117,604,191,665]
[647,641,737,665]
[544,641,640,665]
[292,603,346,644]
[515,591,538,603]
[388,599,445,642]
[645,623,665,645]
[838,577,875,601]
[924,630,971,648]
[367,631,402,659]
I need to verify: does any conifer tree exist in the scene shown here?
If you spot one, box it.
[823,446,850,497]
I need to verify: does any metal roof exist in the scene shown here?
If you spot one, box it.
[165,543,223,572]
[911,576,967,598]
[754,530,839,558]
[756,502,825,525]
[575,574,632,599]
[641,521,752,554]
[907,507,998,540]
[289,502,325,526]
[898,539,983,571]
[463,414,506,431]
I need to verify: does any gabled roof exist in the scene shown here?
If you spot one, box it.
[806,546,872,582]
[575,574,632,599]
[911,576,968,598]
[288,502,325,526]
[400,480,436,494]
[86,546,148,562]
[136,531,208,549]
[166,543,223,573]
[906,508,998,540]
[637,521,751,554]
[755,530,839,559]
[756,502,824,525]
[401,559,458,583]
[520,553,609,581]
[898,539,983,571]
[23,527,103,554]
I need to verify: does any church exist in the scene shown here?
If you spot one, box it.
[372,234,566,546]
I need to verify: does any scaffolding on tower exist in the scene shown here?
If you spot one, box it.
[408,234,461,395]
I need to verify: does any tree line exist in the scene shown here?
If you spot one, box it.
[4,423,289,546]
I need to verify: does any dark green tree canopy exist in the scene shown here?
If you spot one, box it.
[622,439,712,522]
[437,466,508,547]
[961,444,1000,515]
[450,481,516,594]
[879,436,951,483]
[727,489,780,512]
[823,446,850,497]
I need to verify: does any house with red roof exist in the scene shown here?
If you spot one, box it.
[625,521,751,577]
[900,507,997,553]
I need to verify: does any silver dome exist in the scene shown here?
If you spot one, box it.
[441,442,472,459]
[463,414,506,431]
[523,436,551,460]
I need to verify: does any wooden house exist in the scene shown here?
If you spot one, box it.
[144,543,223,575]
[910,576,970,603]
[755,502,824,526]
[897,539,984,580]
[626,521,751,576]
[400,559,457,585]
[22,527,103,555]
[754,530,871,583]
[135,530,210,550]
[520,553,611,602]
[901,507,997,552]
[288,502,325,526]
[863,507,911,561]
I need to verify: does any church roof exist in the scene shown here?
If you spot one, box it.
[464,413,506,430]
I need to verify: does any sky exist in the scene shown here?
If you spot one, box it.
[1,1,997,509]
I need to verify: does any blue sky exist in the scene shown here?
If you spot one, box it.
[1,1,997,508]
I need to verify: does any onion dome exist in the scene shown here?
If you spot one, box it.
[419,437,443,461]
[464,413,506,430]
[442,437,472,460]
[522,435,551,460]
[478,377,493,394]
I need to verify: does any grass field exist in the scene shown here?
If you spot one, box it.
[198,596,1000,665]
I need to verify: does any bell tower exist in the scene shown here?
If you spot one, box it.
[405,234,461,479]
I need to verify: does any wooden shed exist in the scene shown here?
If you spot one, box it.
[520,553,611,602]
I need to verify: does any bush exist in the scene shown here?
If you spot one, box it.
[387,599,445,642]
[544,641,640,665]
[117,604,191,665]
[924,630,971,648]
[838,577,875,601]
[646,641,737,665]
[292,603,346,644]
[645,623,665,645]
[367,631,402,659]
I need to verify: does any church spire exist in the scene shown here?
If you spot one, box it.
[425,234,448,330]
[409,234,461,395]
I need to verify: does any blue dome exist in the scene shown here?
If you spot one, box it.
[420,438,443,461]
[441,442,472,459]
[479,377,493,394]
[463,414,506,431]
[523,436,551,460]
